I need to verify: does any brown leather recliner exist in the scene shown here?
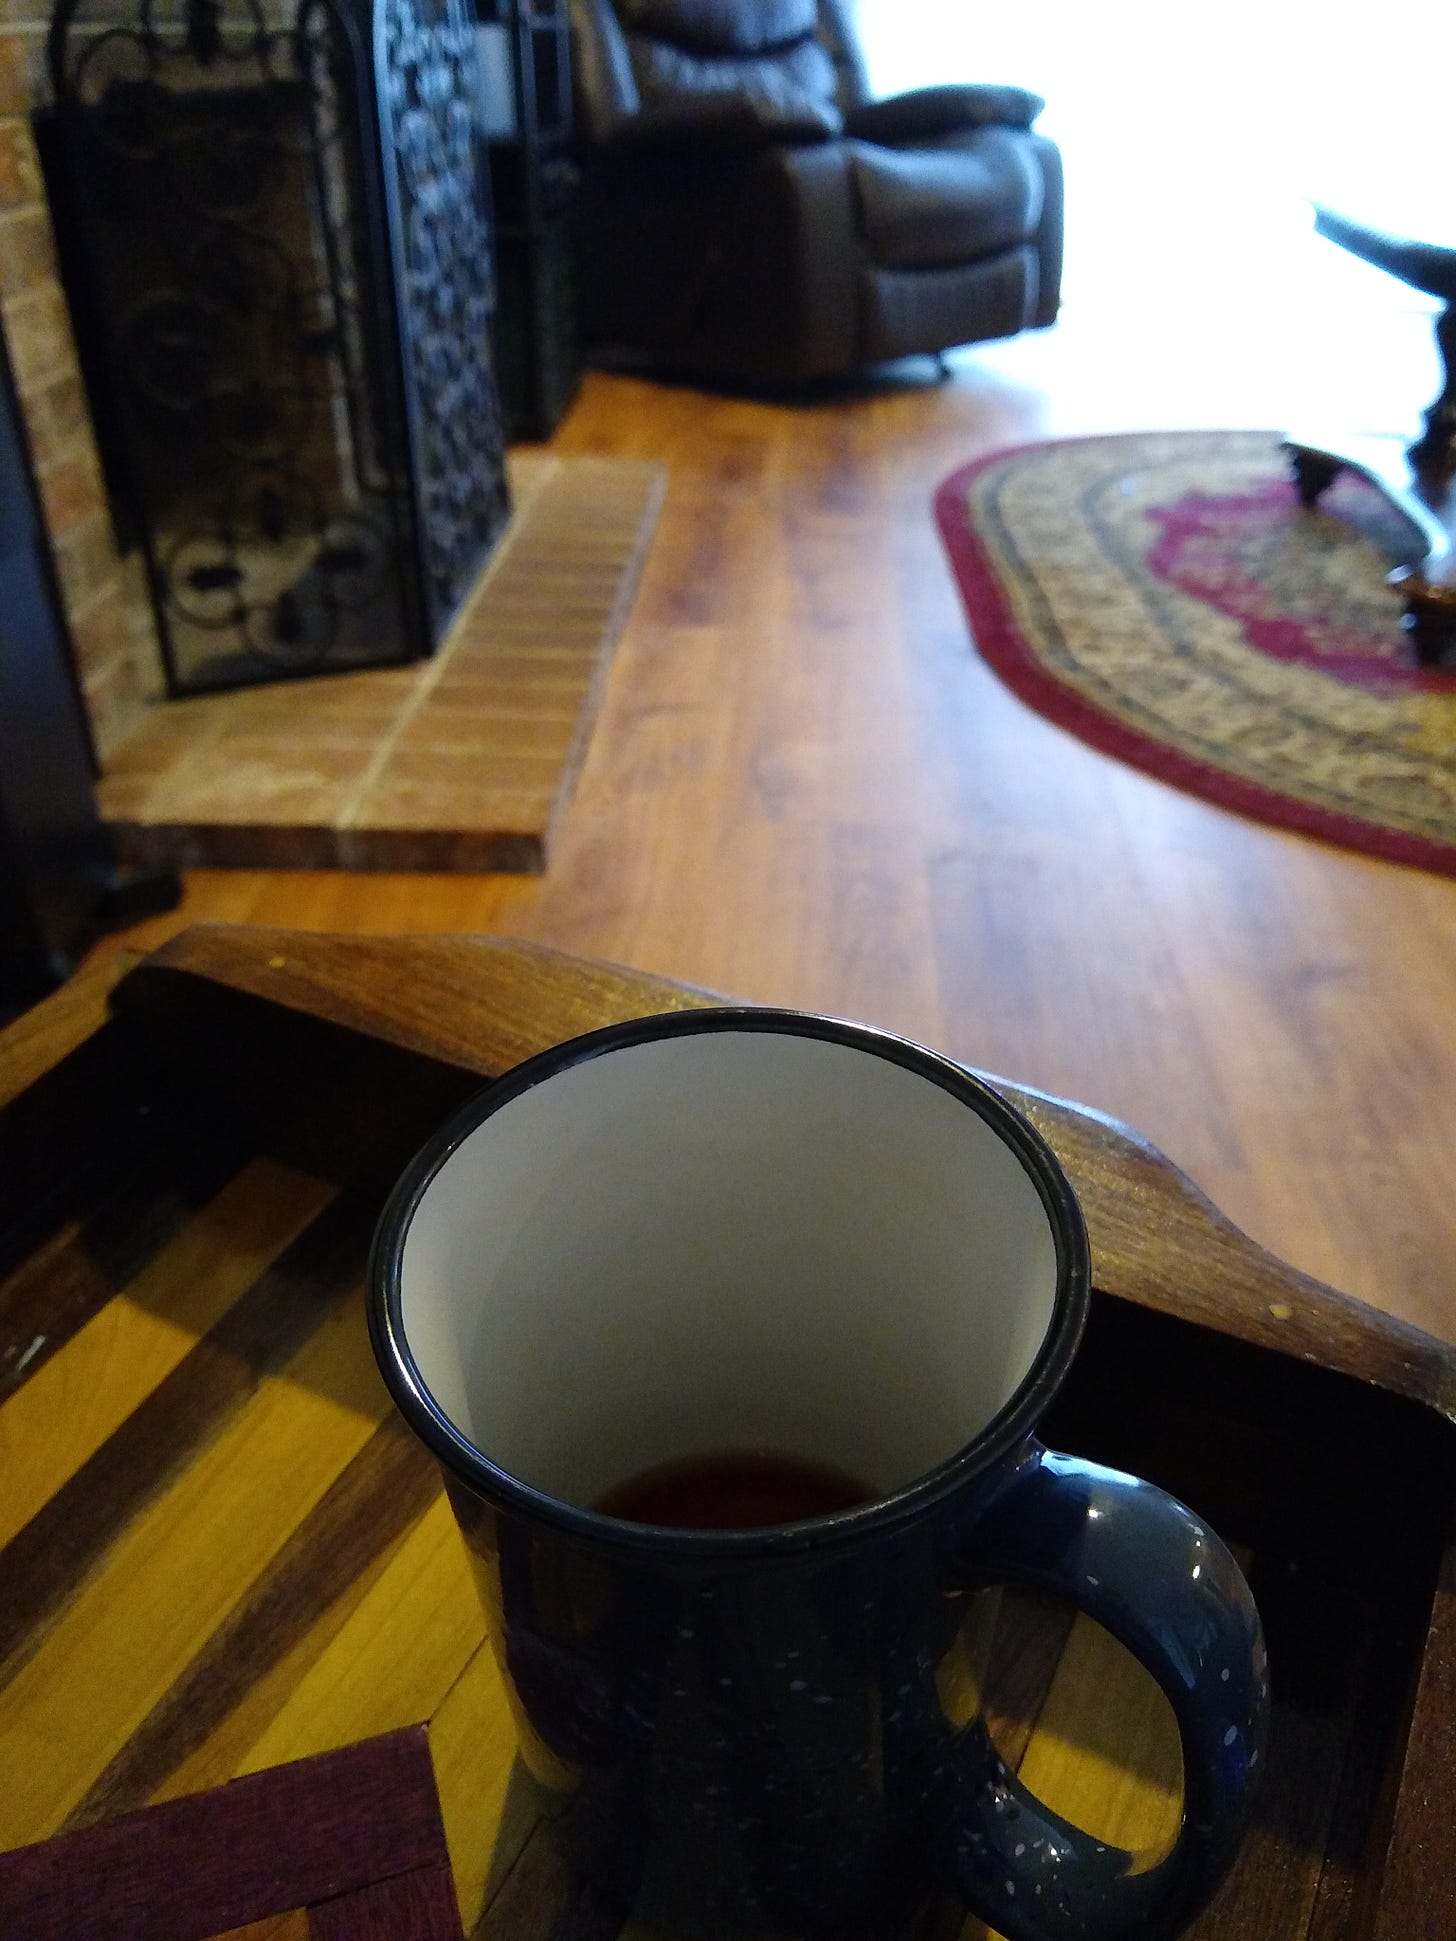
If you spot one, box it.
[566,0,1063,384]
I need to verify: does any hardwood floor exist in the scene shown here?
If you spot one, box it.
[87,293,1456,1344]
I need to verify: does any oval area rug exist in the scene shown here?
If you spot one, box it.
[934,429,1456,875]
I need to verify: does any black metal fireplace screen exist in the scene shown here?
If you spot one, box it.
[45,0,510,695]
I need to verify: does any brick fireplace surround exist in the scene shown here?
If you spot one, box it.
[1,20,664,877]
[1,15,158,761]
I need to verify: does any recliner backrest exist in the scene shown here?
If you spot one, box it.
[569,0,871,147]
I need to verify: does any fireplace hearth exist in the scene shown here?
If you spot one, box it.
[43,0,510,697]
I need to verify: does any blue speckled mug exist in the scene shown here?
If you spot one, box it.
[369,1009,1268,1941]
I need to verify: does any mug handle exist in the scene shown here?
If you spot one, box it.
[939,1446,1268,1941]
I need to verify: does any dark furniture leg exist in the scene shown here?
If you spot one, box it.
[1399,600,1456,663]
[1390,560,1456,664]
[1409,300,1456,481]
[1288,445,1343,508]
[1282,436,1456,667]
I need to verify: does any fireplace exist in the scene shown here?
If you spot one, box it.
[37,0,510,697]
[0,2,660,886]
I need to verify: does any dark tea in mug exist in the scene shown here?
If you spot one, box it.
[594,1448,873,1529]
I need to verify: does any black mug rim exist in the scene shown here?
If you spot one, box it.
[367,1007,1092,1556]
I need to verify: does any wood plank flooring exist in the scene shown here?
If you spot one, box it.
[85,295,1456,1344]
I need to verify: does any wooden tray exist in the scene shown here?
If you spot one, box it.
[1,925,1453,1940]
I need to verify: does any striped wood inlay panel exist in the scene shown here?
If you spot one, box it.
[0,1160,333,1557]
[0,1165,405,1847]
[0,1192,377,1687]
[223,1491,486,1788]
[65,1415,440,1828]
[0,1120,520,1937]
[0,1119,247,1401]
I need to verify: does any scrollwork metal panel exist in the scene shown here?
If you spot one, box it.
[374,0,510,636]
[47,0,509,694]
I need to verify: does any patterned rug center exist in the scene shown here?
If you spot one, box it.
[1142,473,1443,692]
[933,430,1456,876]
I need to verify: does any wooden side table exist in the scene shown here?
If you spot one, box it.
[2,926,1455,1936]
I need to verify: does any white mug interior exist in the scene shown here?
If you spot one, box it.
[396,1025,1062,1511]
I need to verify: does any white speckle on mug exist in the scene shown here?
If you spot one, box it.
[789,1679,808,1692]
[11,1335,46,1376]
[1086,1575,1099,1588]
[1005,1880,1015,1896]
[1221,1668,1230,1682]
[1224,1726,1237,1747]
[1015,1843,1026,1856]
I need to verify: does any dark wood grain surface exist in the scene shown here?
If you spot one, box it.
[0,1726,462,1940]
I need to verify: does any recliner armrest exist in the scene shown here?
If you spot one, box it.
[596,92,842,151]
[845,84,1044,143]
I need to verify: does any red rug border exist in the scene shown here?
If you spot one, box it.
[933,435,1456,879]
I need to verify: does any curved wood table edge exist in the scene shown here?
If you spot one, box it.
[60,920,1453,1426]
